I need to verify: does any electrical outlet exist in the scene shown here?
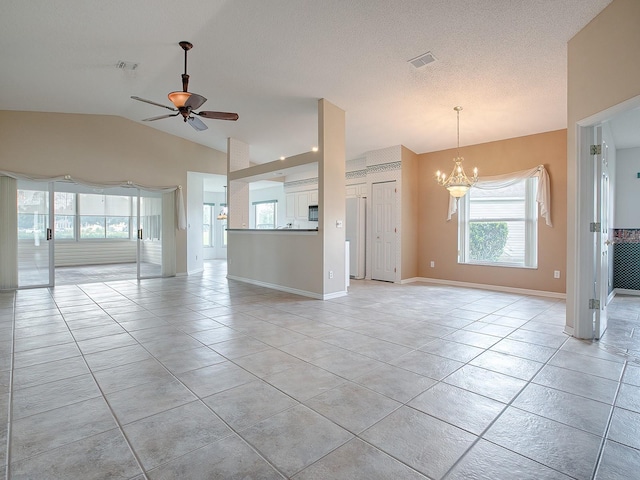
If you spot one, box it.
[336,220,343,228]
[430,261,435,268]
[329,271,334,279]
[554,270,561,279]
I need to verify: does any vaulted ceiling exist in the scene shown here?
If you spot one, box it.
[1,0,619,164]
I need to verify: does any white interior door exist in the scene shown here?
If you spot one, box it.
[137,190,163,279]
[17,181,54,288]
[594,126,609,338]
[371,181,396,282]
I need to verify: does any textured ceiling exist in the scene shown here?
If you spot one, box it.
[1,0,619,164]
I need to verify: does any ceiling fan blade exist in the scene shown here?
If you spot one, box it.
[131,96,177,111]
[142,113,180,122]
[187,116,208,131]
[185,93,207,110]
[196,110,239,121]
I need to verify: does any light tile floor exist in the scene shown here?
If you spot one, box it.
[1,260,639,479]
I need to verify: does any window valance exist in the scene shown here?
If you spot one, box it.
[448,164,552,227]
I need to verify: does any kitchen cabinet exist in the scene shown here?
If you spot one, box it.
[286,193,295,218]
[296,192,309,219]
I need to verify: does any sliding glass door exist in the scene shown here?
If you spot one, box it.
[17,181,54,288]
[137,190,163,279]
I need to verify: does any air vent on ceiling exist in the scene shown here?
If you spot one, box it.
[115,60,139,71]
[408,51,436,68]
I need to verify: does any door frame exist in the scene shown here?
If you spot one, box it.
[136,188,164,280]
[570,95,640,339]
[17,180,54,289]
[594,126,610,339]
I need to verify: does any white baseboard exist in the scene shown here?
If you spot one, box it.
[402,277,566,299]
[226,275,346,300]
[563,325,574,336]
[613,288,640,297]
[184,268,202,276]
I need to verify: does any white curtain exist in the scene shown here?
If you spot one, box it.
[0,176,18,289]
[0,171,187,230]
[161,191,177,277]
[0,170,187,285]
[447,164,552,227]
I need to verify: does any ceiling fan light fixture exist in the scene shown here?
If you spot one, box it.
[168,91,191,108]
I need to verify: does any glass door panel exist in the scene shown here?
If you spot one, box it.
[17,181,54,287]
[137,190,163,279]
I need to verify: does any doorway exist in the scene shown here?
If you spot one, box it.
[573,98,640,339]
[16,180,54,288]
[16,182,165,288]
[371,181,396,282]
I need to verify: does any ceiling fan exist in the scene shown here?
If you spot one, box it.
[131,41,238,131]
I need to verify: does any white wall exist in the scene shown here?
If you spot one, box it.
[203,190,227,260]
[614,147,640,228]
[187,172,205,274]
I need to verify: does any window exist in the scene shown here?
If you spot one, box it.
[458,177,538,267]
[17,190,49,240]
[54,192,76,239]
[254,200,277,229]
[78,194,134,239]
[203,203,215,247]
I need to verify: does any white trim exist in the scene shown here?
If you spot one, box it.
[323,290,349,300]
[577,95,640,127]
[570,94,640,340]
[563,325,574,336]
[175,271,188,277]
[403,277,566,299]
[185,268,203,276]
[613,288,640,297]
[227,274,347,300]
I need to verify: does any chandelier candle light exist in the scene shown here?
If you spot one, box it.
[217,185,228,220]
[436,106,478,198]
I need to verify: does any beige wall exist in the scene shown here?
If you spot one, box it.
[401,146,419,280]
[567,0,640,335]
[0,111,227,274]
[417,129,567,294]
[319,99,347,295]
[228,231,323,294]
[226,99,346,298]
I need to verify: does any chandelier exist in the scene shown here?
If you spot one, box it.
[217,185,228,220]
[436,106,478,198]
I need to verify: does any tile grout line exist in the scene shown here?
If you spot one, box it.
[439,333,575,480]
[4,292,17,480]
[590,358,627,480]
[11,275,631,479]
[57,285,151,480]
[287,303,569,478]
[79,284,291,479]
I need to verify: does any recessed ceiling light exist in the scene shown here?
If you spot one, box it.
[312,146,319,152]
[280,156,285,161]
